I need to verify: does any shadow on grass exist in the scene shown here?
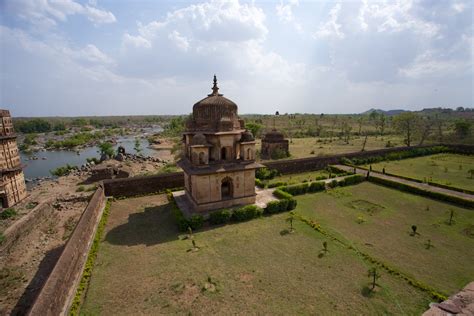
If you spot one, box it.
[105,204,180,246]
[361,285,375,298]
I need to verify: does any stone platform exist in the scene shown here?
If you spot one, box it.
[172,187,278,219]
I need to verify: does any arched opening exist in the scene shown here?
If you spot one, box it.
[247,148,252,160]
[221,147,227,161]
[199,152,205,164]
[221,177,233,200]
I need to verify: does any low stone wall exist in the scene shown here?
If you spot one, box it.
[27,187,106,316]
[103,172,184,197]
[263,144,474,175]
[0,199,54,254]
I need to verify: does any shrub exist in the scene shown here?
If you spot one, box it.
[281,183,309,195]
[256,167,279,180]
[209,209,232,225]
[232,205,263,222]
[189,215,204,230]
[167,192,204,231]
[255,178,264,188]
[76,186,85,192]
[327,179,338,188]
[267,181,287,188]
[1,208,17,220]
[339,174,364,186]
[50,164,76,177]
[265,199,289,214]
[308,181,325,192]
[273,189,293,200]
[286,198,297,210]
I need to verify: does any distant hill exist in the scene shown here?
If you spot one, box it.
[362,108,408,116]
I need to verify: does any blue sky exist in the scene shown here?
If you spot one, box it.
[0,0,472,117]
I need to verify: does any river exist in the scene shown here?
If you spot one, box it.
[20,127,164,180]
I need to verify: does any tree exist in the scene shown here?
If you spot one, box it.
[393,112,420,147]
[246,122,263,138]
[376,114,386,137]
[367,267,381,291]
[418,116,432,146]
[340,120,352,144]
[454,120,472,138]
[286,214,295,233]
[98,142,115,158]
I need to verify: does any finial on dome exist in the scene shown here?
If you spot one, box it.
[211,74,219,95]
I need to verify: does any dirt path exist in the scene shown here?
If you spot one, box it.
[334,165,474,202]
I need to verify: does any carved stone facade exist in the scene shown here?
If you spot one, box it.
[261,129,289,160]
[0,109,27,208]
[178,76,262,212]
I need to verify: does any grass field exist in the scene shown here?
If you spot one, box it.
[295,182,474,295]
[267,170,332,185]
[362,153,474,191]
[256,135,414,161]
[81,194,434,315]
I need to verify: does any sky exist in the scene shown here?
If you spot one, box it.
[0,0,472,117]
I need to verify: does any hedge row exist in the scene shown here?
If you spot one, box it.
[344,146,450,166]
[368,176,474,209]
[278,174,365,196]
[70,199,111,315]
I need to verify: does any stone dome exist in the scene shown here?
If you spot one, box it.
[241,130,255,142]
[188,75,240,131]
[264,129,285,140]
[191,133,208,146]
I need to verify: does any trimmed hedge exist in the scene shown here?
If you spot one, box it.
[232,205,264,222]
[273,188,293,200]
[281,183,309,195]
[267,181,288,188]
[368,176,474,209]
[345,146,449,166]
[338,174,365,186]
[209,209,232,225]
[309,181,326,192]
[167,192,204,231]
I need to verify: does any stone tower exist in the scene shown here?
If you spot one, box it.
[178,76,262,213]
[0,109,27,208]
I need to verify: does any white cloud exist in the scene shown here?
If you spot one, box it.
[84,5,116,24]
[5,0,116,29]
[275,0,302,33]
[399,50,470,78]
[168,31,190,51]
[313,3,344,39]
[358,0,439,37]
[122,33,152,49]
[452,2,466,13]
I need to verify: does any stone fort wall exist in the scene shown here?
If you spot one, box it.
[27,187,106,315]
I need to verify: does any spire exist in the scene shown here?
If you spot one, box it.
[211,74,219,96]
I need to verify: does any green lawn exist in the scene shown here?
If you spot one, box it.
[256,135,411,160]
[81,194,432,315]
[267,170,332,185]
[295,182,474,295]
[363,153,474,191]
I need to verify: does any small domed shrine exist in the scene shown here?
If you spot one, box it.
[261,129,289,159]
[178,76,262,212]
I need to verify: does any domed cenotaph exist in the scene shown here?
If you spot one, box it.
[177,76,263,213]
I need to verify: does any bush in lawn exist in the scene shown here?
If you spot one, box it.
[189,215,204,230]
[309,181,325,192]
[256,167,279,180]
[281,183,309,195]
[209,209,232,225]
[267,181,287,188]
[273,189,293,200]
[232,205,263,222]
[339,174,365,186]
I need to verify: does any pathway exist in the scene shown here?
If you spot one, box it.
[333,165,474,202]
